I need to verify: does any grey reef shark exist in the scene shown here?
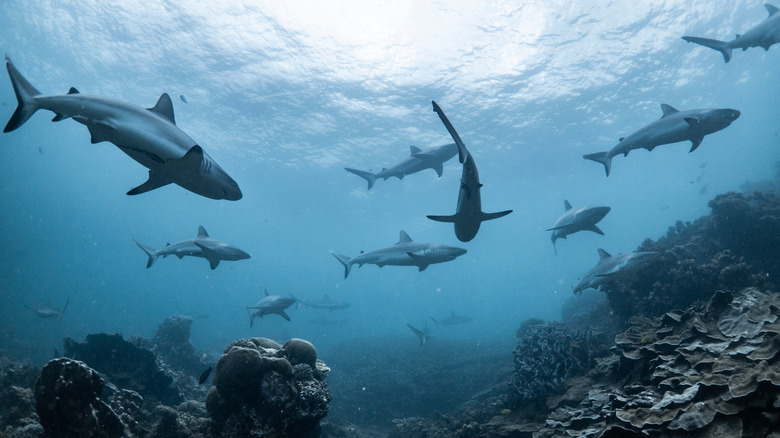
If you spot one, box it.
[573,248,660,294]
[247,289,297,326]
[583,104,740,176]
[134,226,250,270]
[291,294,351,311]
[345,143,458,189]
[330,230,467,278]
[430,311,474,328]
[427,101,513,242]
[682,3,780,63]
[2,55,241,200]
[407,323,433,346]
[25,298,69,323]
[548,200,611,255]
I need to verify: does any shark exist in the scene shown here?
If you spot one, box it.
[345,143,458,189]
[25,297,69,323]
[247,289,297,326]
[682,4,780,63]
[426,101,513,242]
[547,200,611,255]
[573,249,660,294]
[583,104,740,176]
[330,230,467,278]
[2,55,242,200]
[134,226,250,270]
[291,294,351,311]
[430,311,474,328]
[407,323,433,346]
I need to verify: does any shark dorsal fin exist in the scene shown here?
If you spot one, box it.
[564,200,573,211]
[148,93,176,125]
[264,288,269,297]
[766,4,779,16]
[67,87,80,94]
[597,248,612,260]
[397,230,412,244]
[197,226,209,238]
[410,145,422,155]
[619,137,625,142]
[660,104,678,117]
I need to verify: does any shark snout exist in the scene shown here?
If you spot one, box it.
[222,178,243,201]
[452,247,468,257]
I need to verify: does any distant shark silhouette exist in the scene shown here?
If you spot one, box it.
[426,101,512,242]
[135,226,250,270]
[430,311,474,327]
[345,143,458,189]
[291,294,351,311]
[330,230,467,278]
[547,200,611,255]
[247,289,296,326]
[2,55,241,200]
[682,4,780,63]
[573,249,660,294]
[25,297,69,323]
[407,323,433,346]
[583,104,739,176]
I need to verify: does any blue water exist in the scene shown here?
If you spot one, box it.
[0,1,777,366]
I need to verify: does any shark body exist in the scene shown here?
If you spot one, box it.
[682,4,780,63]
[583,104,740,176]
[134,226,250,270]
[345,143,458,189]
[3,55,241,200]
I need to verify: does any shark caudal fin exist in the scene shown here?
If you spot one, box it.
[345,168,378,190]
[134,240,159,268]
[4,55,42,133]
[583,152,613,176]
[330,252,353,278]
[681,36,732,63]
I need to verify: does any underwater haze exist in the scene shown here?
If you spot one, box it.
[0,0,777,368]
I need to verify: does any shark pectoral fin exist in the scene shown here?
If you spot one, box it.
[427,214,458,223]
[279,310,291,321]
[194,242,221,270]
[432,163,444,177]
[51,113,69,122]
[481,210,513,222]
[85,120,117,144]
[418,264,429,272]
[127,170,173,196]
[689,136,704,152]
[585,224,605,235]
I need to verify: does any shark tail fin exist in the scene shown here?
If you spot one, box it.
[330,251,353,278]
[134,240,158,268]
[345,168,377,190]
[583,152,613,176]
[4,55,42,133]
[59,297,69,324]
[430,316,439,328]
[681,36,732,63]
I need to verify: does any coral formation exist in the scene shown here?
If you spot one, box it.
[34,358,125,437]
[146,315,209,377]
[603,191,779,323]
[510,321,605,404]
[205,337,331,437]
[536,287,780,437]
[63,333,184,406]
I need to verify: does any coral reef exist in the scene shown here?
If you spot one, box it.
[536,287,780,437]
[603,191,779,323]
[205,337,331,437]
[34,358,126,438]
[63,333,184,406]
[0,358,39,431]
[510,321,606,405]
[145,315,210,378]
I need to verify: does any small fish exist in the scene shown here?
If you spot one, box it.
[500,409,512,415]
[198,366,212,384]
[180,94,188,103]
